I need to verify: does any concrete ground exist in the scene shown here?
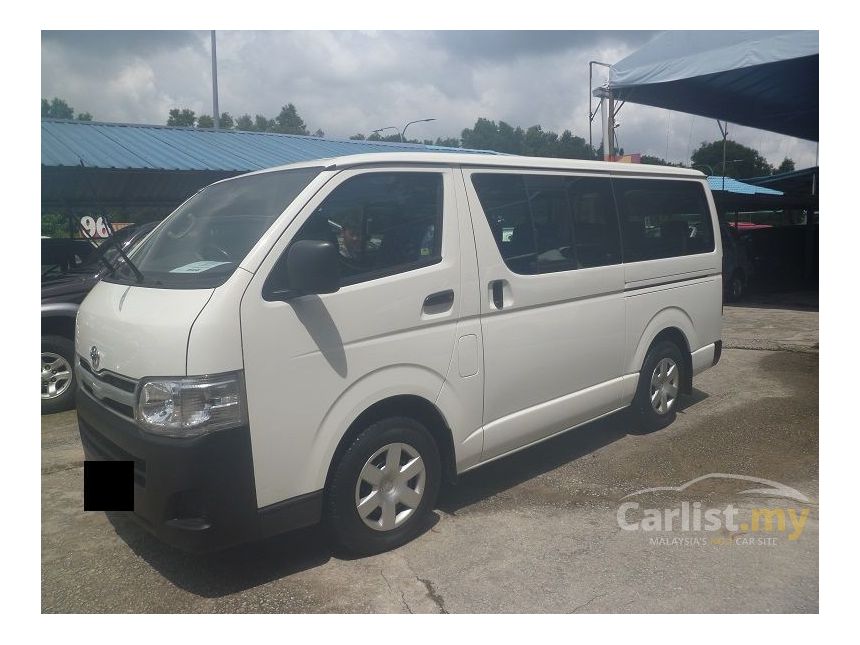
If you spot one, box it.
[41,301,819,613]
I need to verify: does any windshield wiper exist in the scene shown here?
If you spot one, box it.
[101,214,145,283]
[77,225,116,275]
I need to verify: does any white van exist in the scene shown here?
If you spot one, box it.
[75,153,722,554]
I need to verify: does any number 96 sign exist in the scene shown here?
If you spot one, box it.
[80,216,110,239]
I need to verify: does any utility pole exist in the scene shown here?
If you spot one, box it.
[211,31,220,130]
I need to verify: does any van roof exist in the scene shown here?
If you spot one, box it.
[241,152,704,178]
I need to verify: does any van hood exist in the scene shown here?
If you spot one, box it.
[76,281,214,379]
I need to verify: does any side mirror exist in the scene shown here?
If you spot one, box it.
[264,240,340,300]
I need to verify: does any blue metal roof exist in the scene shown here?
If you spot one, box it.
[706,176,783,196]
[41,119,491,171]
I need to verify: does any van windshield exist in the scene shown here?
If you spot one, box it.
[104,167,322,289]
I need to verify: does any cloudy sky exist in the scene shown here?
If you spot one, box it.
[41,30,818,169]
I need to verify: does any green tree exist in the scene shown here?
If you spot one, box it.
[461,117,597,159]
[496,121,522,154]
[235,114,255,131]
[557,130,596,160]
[461,118,504,151]
[197,114,215,128]
[435,137,461,147]
[691,139,773,178]
[167,108,197,127]
[776,157,796,174]
[42,97,76,119]
[219,112,235,130]
[254,115,273,132]
[349,133,366,140]
[273,103,309,135]
[641,154,685,167]
[76,112,93,121]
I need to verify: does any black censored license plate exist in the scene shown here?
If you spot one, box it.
[84,461,134,511]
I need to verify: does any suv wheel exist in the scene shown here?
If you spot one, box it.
[42,335,76,415]
[325,416,441,555]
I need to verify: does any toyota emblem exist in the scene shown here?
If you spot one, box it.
[90,346,100,371]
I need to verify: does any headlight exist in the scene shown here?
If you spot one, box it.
[136,371,247,437]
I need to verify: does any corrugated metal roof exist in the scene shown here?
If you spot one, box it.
[706,176,783,196]
[41,119,491,171]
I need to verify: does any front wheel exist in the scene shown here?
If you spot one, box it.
[630,340,684,434]
[324,416,441,555]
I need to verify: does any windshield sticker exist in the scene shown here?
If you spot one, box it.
[169,261,231,274]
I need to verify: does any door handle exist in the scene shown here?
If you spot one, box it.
[490,280,505,309]
[422,289,454,313]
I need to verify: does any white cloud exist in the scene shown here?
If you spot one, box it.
[41,30,817,168]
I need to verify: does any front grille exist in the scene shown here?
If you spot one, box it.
[79,358,137,393]
[77,356,138,421]
[81,381,135,418]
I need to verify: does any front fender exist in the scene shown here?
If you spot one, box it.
[306,363,447,492]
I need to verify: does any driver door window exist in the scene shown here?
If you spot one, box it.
[292,172,444,286]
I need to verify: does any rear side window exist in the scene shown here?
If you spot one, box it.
[471,173,620,274]
[291,172,443,286]
[613,179,714,262]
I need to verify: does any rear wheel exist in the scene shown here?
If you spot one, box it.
[325,416,441,555]
[630,340,684,434]
[42,335,76,414]
[727,270,745,301]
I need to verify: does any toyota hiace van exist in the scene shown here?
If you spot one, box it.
[75,153,722,554]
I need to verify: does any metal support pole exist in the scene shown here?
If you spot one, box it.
[607,94,615,161]
[600,95,609,160]
[588,61,611,155]
[717,120,729,192]
[211,31,220,130]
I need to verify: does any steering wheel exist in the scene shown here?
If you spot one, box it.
[201,243,231,262]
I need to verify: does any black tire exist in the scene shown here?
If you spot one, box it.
[324,416,441,555]
[41,335,77,415]
[630,340,685,434]
[726,270,745,301]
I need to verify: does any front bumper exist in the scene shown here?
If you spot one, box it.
[76,387,322,552]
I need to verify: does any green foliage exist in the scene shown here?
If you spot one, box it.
[273,103,309,135]
[167,108,197,127]
[42,97,92,120]
[41,213,71,238]
[349,133,366,140]
[691,139,773,178]
[776,157,796,174]
[235,114,254,131]
[641,155,685,167]
[434,137,461,147]
[197,114,215,128]
[219,112,234,130]
[460,118,597,160]
[255,115,274,132]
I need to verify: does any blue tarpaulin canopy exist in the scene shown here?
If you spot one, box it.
[599,31,818,141]
[706,176,783,196]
